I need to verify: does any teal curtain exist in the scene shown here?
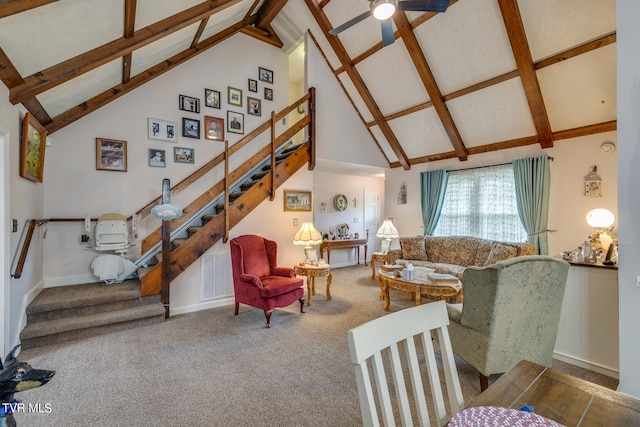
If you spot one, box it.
[420,169,449,236]
[512,156,551,254]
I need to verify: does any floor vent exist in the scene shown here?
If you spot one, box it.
[202,252,233,301]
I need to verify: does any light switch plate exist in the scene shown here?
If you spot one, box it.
[293,218,298,226]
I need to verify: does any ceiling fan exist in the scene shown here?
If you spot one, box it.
[328,0,450,47]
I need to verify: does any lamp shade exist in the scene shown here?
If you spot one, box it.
[293,222,323,247]
[376,219,399,239]
[371,0,396,20]
[586,209,615,229]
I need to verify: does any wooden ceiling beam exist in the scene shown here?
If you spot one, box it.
[304,0,411,170]
[239,25,284,48]
[8,0,240,105]
[122,0,137,84]
[394,11,468,161]
[43,17,254,134]
[534,31,616,70]
[255,0,288,29]
[498,0,553,148]
[0,46,51,126]
[0,0,58,19]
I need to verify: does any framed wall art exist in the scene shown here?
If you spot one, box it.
[228,86,242,107]
[182,117,201,139]
[96,138,127,172]
[283,190,312,212]
[148,118,178,142]
[248,79,257,93]
[204,116,224,141]
[174,146,194,164]
[204,88,220,108]
[247,97,261,116]
[179,95,200,113]
[264,87,273,101]
[227,111,244,134]
[259,67,273,84]
[20,112,47,182]
[148,149,166,168]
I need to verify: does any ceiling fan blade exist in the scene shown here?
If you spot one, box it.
[380,19,394,47]
[329,10,372,35]
[397,0,450,12]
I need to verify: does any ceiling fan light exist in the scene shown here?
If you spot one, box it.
[372,0,396,20]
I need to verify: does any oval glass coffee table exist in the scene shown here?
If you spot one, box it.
[378,270,462,311]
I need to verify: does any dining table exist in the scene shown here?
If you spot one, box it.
[458,359,640,426]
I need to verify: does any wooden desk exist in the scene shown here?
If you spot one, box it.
[464,360,640,426]
[320,239,368,265]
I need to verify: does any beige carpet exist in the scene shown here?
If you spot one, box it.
[16,265,617,426]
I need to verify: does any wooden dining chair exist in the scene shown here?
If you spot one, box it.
[347,301,464,427]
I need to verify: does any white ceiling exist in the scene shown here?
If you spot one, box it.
[0,0,617,170]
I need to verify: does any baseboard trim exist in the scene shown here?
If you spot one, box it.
[553,351,619,379]
[170,297,234,316]
[44,274,96,288]
[16,278,45,353]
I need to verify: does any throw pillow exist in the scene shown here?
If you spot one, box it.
[484,242,518,266]
[400,236,428,261]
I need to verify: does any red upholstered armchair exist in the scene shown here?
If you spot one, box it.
[230,235,305,328]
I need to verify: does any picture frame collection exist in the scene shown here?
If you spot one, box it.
[95,66,274,171]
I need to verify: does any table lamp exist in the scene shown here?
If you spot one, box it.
[586,208,615,252]
[294,222,323,264]
[376,218,399,254]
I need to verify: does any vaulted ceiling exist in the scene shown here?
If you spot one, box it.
[0,0,616,170]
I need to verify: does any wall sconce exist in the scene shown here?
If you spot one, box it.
[584,166,602,197]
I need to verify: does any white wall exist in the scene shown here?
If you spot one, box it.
[41,33,289,286]
[0,77,47,353]
[616,0,640,398]
[305,33,388,169]
[313,171,385,267]
[383,132,618,257]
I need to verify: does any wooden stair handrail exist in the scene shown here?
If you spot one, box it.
[12,220,37,279]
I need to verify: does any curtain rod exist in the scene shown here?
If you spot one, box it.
[445,156,553,173]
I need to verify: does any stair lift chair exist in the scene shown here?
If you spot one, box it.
[230,234,305,328]
[86,213,137,284]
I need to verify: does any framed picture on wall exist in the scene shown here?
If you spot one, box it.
[20,112,47,182]
[148,118,178,142]
[174,146,194,164]
[283,190,312,212]
[247,97,261,116]
[148,149,166,168]
[259,67,273,84]
[96,138,127,172]
[248,79,258,93]
[228,86,242,107]
[227,111,244,134]
[204,88,220,109]
[182,117,201,139]
[204,116,224,141]
[179,95,200,113]
[264,87,273,101]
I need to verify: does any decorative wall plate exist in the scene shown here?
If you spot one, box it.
[334,194,348,211]
[335,223,350,238]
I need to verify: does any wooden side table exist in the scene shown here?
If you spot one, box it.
[294,264,332,306]
[370,252,389,280]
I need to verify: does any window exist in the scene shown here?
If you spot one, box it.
[433,164,528,242]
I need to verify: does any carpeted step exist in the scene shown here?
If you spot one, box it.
[21,279,166,350]
[21,304,166,350]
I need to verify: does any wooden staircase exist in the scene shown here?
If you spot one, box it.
[137,141,310,296]
[19,90,315,348]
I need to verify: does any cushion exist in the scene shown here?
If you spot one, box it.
[473,239,494,266]
[259,276,303,298]
[448,406,564,427]
[399,236,428,261]
[484,242,518,266]
[426,236,480,265]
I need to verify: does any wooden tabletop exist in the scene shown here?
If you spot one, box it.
[465,360,640,426]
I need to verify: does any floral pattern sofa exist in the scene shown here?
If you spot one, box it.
[386,235,537,280]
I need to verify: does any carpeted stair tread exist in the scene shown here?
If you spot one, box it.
[27,279,142,314]
[21,303,166,341]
